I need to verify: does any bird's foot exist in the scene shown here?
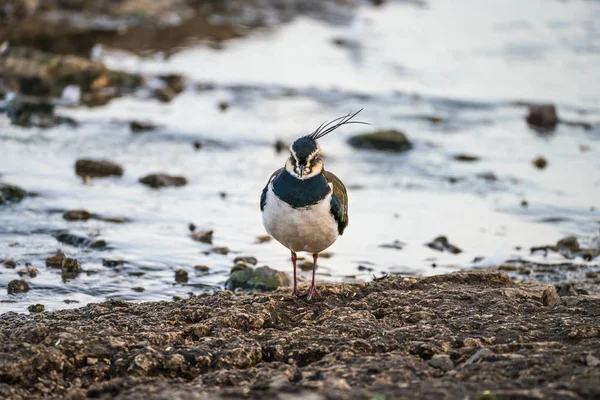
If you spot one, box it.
[297,285,321,301]
[292,288,305,297]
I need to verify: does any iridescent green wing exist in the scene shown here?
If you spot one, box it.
[324,171,348,235]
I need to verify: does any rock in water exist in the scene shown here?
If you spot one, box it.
[46,251,66,268]
[557,236,580,251]
[348,130,412,152]
[61,258,81,279]
[139,174,187,188]
[28,304,45,313]
[225,266,290,291]
[526,104,558,131]
[191,230,213,244]
[63,209,92,221]
[426,236,462,254]
[233,256,258,266]
[75,159,124,178]
[0,182,27,205]
[532,156,548,169]
[4,95,76,128]
[8,280,29,294]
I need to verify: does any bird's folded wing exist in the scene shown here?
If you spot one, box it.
[324,171,348,234]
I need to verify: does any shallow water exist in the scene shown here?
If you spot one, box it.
[1,0,600,313]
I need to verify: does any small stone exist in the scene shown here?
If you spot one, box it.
[453,154,479,162]
[274,140,288,153]
[428,354,454,371]
[211,247,229,255]
[139,174,187,188]
[61,258,81,279]
[75,159,124,178]
[194,265,209,272]
[191,230,213,244]
[586,271,598,279]
[175,269,188,283]
[231,262,252,273]
[521,200,529,208]
[358,265,373,272]
[526,104,558,131]
[152,86,176,103]
[3,259,17,268]
[558,283,578,297]
[63,209,92,221]
[255,235,272,244]
[219,192,227,199]
[586,354,600,367]
[299,261,314,271]
[46,251,66,268]
[379,240,405,250]
[348,130,412,152]
[193,140,203,150]
[132,287,145,293]
[8,280,29,294]
[233,256,258,266]
[102,259,125,268]
[17,267,38,278]
[188,223,196,232]
[218,101,229,112]
[532,156,548,169]
[130,121,158,133]
[320,252,333,259]
[426,236,462,254]
[28,304,45,313]
[0,182,27,204]
[87,357,99,366]
[477,172,497,182]
[541,286,559,306]
[556,236,579,251]
[159,74,185,94]
[463,338,483,348]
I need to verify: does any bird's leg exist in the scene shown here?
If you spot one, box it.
[306,253,322,300]
[291,251,303,297]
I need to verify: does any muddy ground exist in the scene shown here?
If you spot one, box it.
[1,270,599,399]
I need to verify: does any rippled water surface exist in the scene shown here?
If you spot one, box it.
[1,0,599,313]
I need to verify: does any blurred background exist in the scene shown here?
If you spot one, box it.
[1,0,599,313]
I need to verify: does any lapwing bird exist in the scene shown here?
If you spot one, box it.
[260,110,367,299]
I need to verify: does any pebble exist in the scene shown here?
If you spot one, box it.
[233,256,258,265]
[17,267,38,277]
[175,269,188,283]
[28,304,45,313]
[191,230,213,244]
[532,156,548,169]
[8,280,29,294]
[428,354,454,371]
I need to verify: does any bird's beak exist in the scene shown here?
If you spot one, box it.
[298,165,304,178]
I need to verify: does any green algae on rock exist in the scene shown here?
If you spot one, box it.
[226,265,290,291]
[0,182,27,205]
[348,130,413,152]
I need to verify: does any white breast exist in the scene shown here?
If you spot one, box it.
[262,182,339,254]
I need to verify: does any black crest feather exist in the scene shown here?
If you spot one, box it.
[306,109,369,141]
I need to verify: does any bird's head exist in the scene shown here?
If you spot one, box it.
[285,109,368,180]
[286,136,322,179]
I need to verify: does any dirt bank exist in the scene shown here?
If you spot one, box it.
[1,270,599,399]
